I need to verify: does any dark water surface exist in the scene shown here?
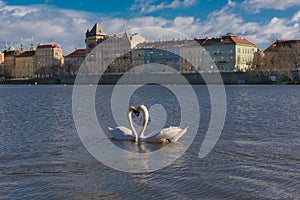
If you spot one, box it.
[0,85,299,199]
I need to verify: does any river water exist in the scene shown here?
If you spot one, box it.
[0,85,299,199]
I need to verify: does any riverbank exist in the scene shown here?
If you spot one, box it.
[0,72,297,85]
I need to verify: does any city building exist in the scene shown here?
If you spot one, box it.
[131,48,145,73]
[0,52,4,63]
[85,23,109,54]
[196,33,259,72]
[178,40,204,73]
[259,39,300,80]
[133,39,208,73]
[83,30,146,74]
[134,40,184,73]
[263,40,300,70]
[3,23,290,80]
[64,49,86,75]
[106,31,146,73]
[14,50,36,78]
[3,45,25,78]
[35,44,64,77]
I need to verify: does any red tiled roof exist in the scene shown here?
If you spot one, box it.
[230,37,255,46]
[4,50,25,56]
[274,40,290,44]
[37,44,61,49]
[265,39,300,51]
[196,36,256,46]
[273,39,300,46]
[65,49,86,58]
[16,51,35,57]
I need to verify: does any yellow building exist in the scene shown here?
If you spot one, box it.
[35,44,64,77]
[3,49,25,78]
[0,52,4,63]
[14,51,36,78]
[196,33,258,72]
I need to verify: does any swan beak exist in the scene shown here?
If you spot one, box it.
[133,109,140,117]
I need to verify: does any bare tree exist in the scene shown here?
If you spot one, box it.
[258,40,300,82]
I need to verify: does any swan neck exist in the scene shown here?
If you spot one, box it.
[140,106,149,138]
[128,109,138,142]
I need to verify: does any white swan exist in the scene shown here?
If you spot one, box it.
[108,106,139,142]
[137,105,188,143]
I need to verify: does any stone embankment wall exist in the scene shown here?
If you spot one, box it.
[0,72,277,85]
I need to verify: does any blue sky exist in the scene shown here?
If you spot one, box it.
[1,0,300,54]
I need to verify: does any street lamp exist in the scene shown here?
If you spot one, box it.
[150,51,153,63]
[149,51,154,74]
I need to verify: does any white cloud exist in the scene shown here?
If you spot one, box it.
[0,2,97,54]
[182,0,198,7]
[0,0,299,54]
[175,0,300,49]
[119,3,299,50]
[242,0,300,13]
[203,1,300,49]
[130,0,198,14]
[260,17,300,40]
[0,0,5,7]
[292,10,300,22]
[198,0,241,36]
[4,5,40,16]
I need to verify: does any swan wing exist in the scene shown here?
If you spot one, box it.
[158,126,182,138]
[168,127,188,142]
[141,127,188,143]
[108,126,135,140]
[140,132,165,143]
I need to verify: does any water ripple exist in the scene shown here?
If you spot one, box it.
[0,85,300,199]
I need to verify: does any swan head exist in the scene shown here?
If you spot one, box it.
[137,105,147,112]
[137,105,149,126]
[129,106,140,117]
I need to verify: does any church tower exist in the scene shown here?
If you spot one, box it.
[85,23,108,53]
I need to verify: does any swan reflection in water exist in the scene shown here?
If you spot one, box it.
[108,105,188,143]
[111,138,189,171]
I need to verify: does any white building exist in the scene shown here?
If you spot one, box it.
[82,30,146,74]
